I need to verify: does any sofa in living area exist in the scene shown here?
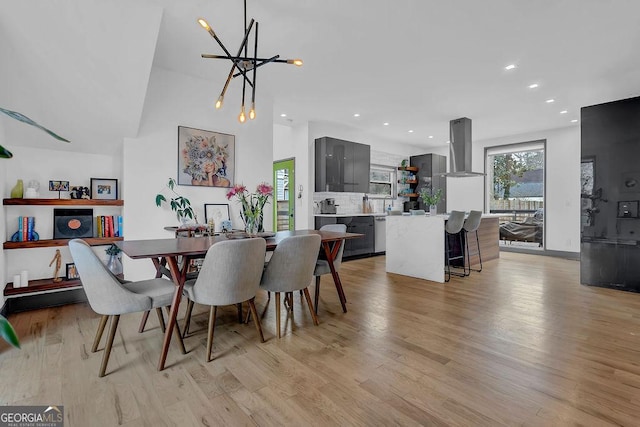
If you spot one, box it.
[499,209,543,246]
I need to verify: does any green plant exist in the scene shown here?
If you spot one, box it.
[0,314,20,348]
[155,178,196,221]
[419,187,443,206]
[0,107,70,159]
[105,244,122,256]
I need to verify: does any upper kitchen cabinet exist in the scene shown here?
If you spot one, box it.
[315,137,370,193]
[410,153,447,212]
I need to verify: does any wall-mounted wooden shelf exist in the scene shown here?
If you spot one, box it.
[4,277,82,297]
[3,198,123,206]
[398,193,418,198]
[397,166,419,172]
[399,179,418,184]
[3,237,123,250]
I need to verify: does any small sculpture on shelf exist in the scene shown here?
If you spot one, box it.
[49,249,63,282]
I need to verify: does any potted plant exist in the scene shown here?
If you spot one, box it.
[0,314,19,348]
[155,178,196,224]
[419,187,443,215]
[105,244,123,276]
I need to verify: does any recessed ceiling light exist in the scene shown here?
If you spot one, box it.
[428,135,434,139]
[408,130,414,133]
[505,64,517,70]
[528,83,539,89]
[546,99,555,103]
[560,110,568,114]
[280,113,287,117]
[383,122,389,126]
[353,113,360,117]
[571,119,578,123]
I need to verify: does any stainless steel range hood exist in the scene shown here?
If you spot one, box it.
[442,117,485,177]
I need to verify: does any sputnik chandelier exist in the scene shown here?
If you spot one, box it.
[198,0,303,123]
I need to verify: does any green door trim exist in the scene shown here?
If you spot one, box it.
[273,158,295,231]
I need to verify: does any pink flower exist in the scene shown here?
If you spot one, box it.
[256,183,273,196]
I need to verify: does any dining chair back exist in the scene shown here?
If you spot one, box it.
[260,234,321,337]
[313,224,347,313]
[69,239,186,377]
[182,238,267,361]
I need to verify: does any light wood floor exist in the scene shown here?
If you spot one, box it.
[2,252,640,426]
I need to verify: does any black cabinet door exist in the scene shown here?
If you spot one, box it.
[338,216,374,257]
[352,142,370,193]
[315,137,370,193]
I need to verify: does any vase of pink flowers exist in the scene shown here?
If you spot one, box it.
[226,182,273,235]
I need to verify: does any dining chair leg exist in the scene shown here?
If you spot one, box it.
[248,298,265,343]
[314,276,321,315]
[206,306,218,362]
[165,307,187,355]
[138,311,150,333]
[236,302,243,324]
[303,288,319,326]
[92,315,109,353]
[156,308,166,333]
[275,292,281,339]
[183,300,194,336]
[99,315,119,378]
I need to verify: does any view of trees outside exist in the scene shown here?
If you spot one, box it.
[488,150,544,215]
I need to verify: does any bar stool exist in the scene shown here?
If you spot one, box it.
[445,210,466,282]
[463,210,483,274]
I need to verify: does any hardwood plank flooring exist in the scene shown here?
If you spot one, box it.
[2,252,640,426]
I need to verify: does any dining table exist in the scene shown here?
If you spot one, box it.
[116,229,362,371]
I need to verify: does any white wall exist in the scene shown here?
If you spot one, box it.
[1,145,122,305]
[469,126,581,253]
[123,67,274,281]
[0,121,5,306]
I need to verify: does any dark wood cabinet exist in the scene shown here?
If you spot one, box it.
[315,216,375,258]
[315,137,370,193]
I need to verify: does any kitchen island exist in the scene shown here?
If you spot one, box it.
[386,214,500,283]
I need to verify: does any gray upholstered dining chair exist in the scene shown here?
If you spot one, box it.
[445,210,467,282]
[462,210,483,274]
[313,223,347,314]
[259,234,321,338]
[69,239,186,377]
[181,238,267,362]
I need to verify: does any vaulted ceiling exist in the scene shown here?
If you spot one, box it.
[2,0,640,154]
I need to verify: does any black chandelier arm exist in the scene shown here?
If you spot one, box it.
[251,22,258,107]
[202,53,295,64]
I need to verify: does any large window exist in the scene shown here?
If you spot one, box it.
[486,141,545,249]
[369,166,395,197]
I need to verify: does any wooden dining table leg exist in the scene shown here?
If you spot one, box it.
[322,241,347,313]
[157,255,187,371]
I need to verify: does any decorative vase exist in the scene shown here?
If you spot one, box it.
[429,204,438,216]
[10,179,23,198]
[245,215,260,236]
[106,254,123,276]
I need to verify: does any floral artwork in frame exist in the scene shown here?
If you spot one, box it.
[178,126,235,188]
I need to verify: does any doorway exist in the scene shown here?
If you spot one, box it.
[485,140,545,251]
[273,158,295,231]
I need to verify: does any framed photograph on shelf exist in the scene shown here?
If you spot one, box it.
[90,178,118,200]
[66,263,79,280]
[48,180,69,192]
[177,126,235,188]
[204,203,230,232]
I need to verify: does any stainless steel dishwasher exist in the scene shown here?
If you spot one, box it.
[374,216,386,253]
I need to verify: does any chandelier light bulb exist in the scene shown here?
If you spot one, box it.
[197,18,210,30]
[287,59,303,67]
[238,108,246,123]
[215,95,224,109]
[249,104,256,120]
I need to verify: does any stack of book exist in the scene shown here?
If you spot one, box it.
[97,215,123,237]
[17,216,36,241]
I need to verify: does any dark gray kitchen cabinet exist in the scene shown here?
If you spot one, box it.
[315,137,370,193]
[315,216,375,258]
[410,153,447,212]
